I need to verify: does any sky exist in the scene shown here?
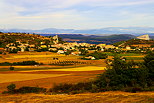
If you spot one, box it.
[0,0,154,30]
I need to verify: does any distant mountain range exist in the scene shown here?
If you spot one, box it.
[39,34,136,44]
[1,27,154,36]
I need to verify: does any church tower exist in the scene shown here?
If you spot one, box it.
[53,35,59,44]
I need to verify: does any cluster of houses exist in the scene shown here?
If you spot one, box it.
[0,34,153,55]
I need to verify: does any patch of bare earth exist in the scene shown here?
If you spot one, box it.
[0,92,153,103]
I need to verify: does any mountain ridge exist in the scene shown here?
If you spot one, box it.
[1,27,154,35]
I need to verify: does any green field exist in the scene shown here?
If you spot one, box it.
[125,57,143,60]
[104,52,142,56]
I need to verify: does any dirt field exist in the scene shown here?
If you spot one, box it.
[0,91,153,103]
[0,66,105,93]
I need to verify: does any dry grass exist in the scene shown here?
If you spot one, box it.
[0,91,153,103]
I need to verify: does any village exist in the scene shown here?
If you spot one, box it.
[0,33,153,60]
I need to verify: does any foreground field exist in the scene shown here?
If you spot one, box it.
[0,66,105,93]
[0,91,154,103]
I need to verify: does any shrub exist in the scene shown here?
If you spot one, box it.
[0,61,42,66]
[50,82,93,94]
[124,87,142,93]
[6,83,16,94]
[0,62,12,66]
[14,61,40,65]
[17,86,46,94]
[3,85,46,94]
[9,66,14,70]
[9,49,18,53]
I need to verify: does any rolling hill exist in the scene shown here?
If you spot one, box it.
[41,34,135,44]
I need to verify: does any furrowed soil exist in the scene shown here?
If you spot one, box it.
[0,91,154,103]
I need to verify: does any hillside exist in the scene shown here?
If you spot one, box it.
[126,39,154,45]
[0,32,52,48]
[41,34,135,44]
[0,92,154,103]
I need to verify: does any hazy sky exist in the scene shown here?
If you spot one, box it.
[0,0,154,29]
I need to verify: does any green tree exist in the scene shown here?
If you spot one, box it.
[143,53,154,86]
[9,66,14,70]
[7,84,16,93]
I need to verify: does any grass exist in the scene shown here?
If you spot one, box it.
[0,91,154,103]
[104,52,142,56]
[125,57,143,60]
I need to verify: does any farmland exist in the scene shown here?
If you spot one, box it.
[0,51,146,93]
[0,51,107,93]
[0,65,105,93]
[0,52,106,68]
[0,51,150,103]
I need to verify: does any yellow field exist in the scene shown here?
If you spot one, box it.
[0,91,154,103]
[0,73,70,83]
[0,66,105,83]
[0,65,105,93]
[19,66,106,72]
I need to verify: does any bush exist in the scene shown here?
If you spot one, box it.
[50,82,93,94]
[9,66,14,70]
[13,61,40,65]
[0,61,42,66]
[7,83,16,91]
[124,87,142,93]
[3,85,46,94]
[6,84,16,94]
[9,49,18,53]
[0,62,12,66]
[17,86,46,94]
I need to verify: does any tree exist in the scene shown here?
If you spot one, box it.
[7,83,16,93]
[64,50,72,55]
[143,53,154,85]
[85,51,108,60]
[9,48,18,53]
[95,55,149,91]
[143,52,154,66]
[9,66,14,70]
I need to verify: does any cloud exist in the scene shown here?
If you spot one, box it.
[0,0,154,29]
[86,0,154,7]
